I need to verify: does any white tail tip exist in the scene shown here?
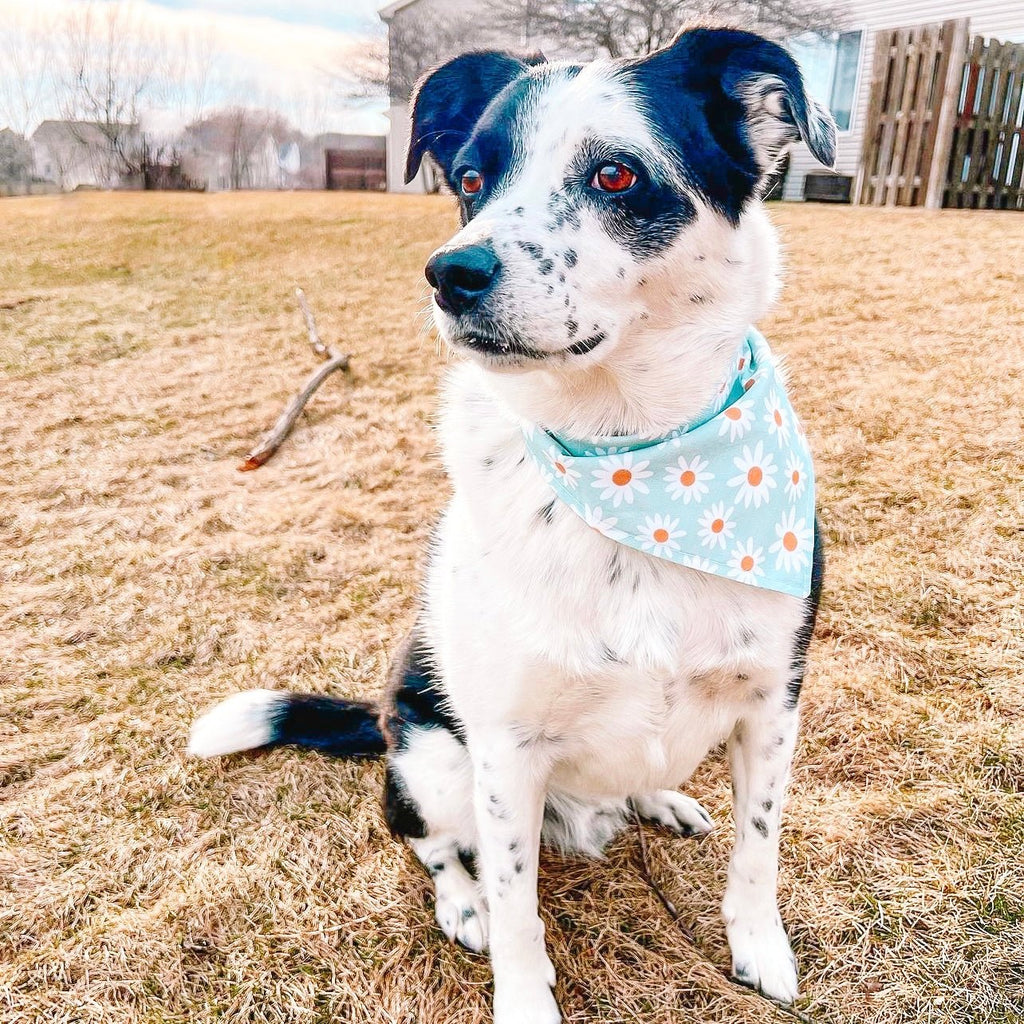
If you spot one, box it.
[187,688,286,758]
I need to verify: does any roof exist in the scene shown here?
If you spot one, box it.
[378,0,421,21]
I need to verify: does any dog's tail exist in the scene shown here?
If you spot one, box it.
[187,689,386,760]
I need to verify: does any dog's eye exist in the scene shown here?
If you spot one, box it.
[460,169,483,196]
[591,162,638,194]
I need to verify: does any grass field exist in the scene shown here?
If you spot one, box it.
[1,192,1022,1024]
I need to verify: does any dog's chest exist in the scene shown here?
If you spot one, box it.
[433,369,801,794]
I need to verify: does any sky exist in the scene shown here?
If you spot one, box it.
[0,0,390,137]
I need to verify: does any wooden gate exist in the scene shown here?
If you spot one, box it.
[858,19,1024,209]
[944,36,1024,209]
[856,19,968,207]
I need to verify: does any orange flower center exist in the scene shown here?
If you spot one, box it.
[747,466,763,486]
[743,378,755,391]
[725,407,742,421]
[791,470,800,484]
[740,555,755,572]
[554,462,566,475]
[711,518,724,534]
[680,470,696,486]
[774,409,783,426]
[611,468,632,486]
[783,531,798,552]
[653,528,669,543]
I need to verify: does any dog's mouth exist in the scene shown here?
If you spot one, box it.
[447,327,548,363]
[444,325,607,365]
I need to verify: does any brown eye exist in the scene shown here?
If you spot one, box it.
[592,162,638,193]
[461,169,483,195]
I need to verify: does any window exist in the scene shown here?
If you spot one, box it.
[788,31,863,132]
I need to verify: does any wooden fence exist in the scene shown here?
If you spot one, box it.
[857,19,1024,209]
[944,35,1024,208]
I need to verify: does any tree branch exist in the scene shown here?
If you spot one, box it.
[238,289,352,472]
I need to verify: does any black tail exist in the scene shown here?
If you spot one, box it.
[187,689,387,760]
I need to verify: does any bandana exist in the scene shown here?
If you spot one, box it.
[522,327,816,598]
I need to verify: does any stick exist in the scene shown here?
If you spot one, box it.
[237,290,352,471]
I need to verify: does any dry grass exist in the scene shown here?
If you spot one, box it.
[1,192,1022,1024]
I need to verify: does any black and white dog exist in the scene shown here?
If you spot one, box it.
[189,27,834,1024]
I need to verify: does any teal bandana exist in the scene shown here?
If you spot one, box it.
[522,327,816,598]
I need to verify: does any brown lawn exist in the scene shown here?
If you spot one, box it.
[1,192,1022,1024]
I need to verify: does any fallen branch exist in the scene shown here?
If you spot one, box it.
[238,288,352,471]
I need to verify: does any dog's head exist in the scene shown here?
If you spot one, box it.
[408,27,835,428]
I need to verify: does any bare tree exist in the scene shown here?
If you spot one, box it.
[494,0,843,59]
[355,10,501,105]
[0,13,56,137]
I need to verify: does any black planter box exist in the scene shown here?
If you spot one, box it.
[804,172,853,203]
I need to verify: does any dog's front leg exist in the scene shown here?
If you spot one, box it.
[722,697,800,1004]
[468,730,560,1024]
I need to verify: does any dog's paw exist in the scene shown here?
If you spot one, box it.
[433,877,489,953]
[632,790,714,837]
[727,918,798,1004]
[493,979,561,1024]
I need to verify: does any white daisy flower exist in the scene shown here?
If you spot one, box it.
[545,446,580,489]
[582,504,625,540]
[727,441,778,508]
[769,509,813,573]
[664,454,712,503]
[718,397,754,441]
[784,453,807,501]
[636,514,683,558]
[591,453,652,508]
[681,554,717,574]
[697,501,736,550]
[727,538,765,585]
[763,391,790,446]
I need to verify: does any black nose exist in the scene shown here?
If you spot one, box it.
[425,243,501,316]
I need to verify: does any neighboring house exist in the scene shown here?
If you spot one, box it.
[784,0,1024,200]
[31,121,132,190]
[378,0,533,193]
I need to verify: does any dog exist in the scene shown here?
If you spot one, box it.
[188,26,835,1024]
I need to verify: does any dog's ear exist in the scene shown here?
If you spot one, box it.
[662,28,837,171]
[405,51,541,184]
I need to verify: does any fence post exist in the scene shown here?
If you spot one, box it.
[924,18,971,209]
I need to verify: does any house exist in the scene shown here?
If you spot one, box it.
[783,1,1024,201]
[31,120,135,191]
[379,0,1024,203]
[378,0,530,192]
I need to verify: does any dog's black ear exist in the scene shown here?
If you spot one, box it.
[668,28,837,171]
[405,51,541,184]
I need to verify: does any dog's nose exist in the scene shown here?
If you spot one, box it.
[425,244,501,316]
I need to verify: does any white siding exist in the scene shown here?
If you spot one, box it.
[785,0,1024,200]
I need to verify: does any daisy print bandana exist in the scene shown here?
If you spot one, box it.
[522,328,816,598]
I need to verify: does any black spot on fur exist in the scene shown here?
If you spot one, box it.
[566,318,578,338]
[458,848,477,877]
[384,765,426,839]
[617,266,626,278]
[607,550,623,586]
[537,499,556,524]
[517,240,544,260]
[509,839,519,852]
[761,799,773,812]
[602,643,623,664]
[736,672,749,681]
[514,206,524,216]
[690,294,707,304]
[461,906,477,920]
[787,517,825,708]
[514,860,524,874]
[539,259,554,275]
[428,861,446,875]
[752,816,769,838]
[566,332,605,356]
[482,456,495,469]
[563,248,577,267]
